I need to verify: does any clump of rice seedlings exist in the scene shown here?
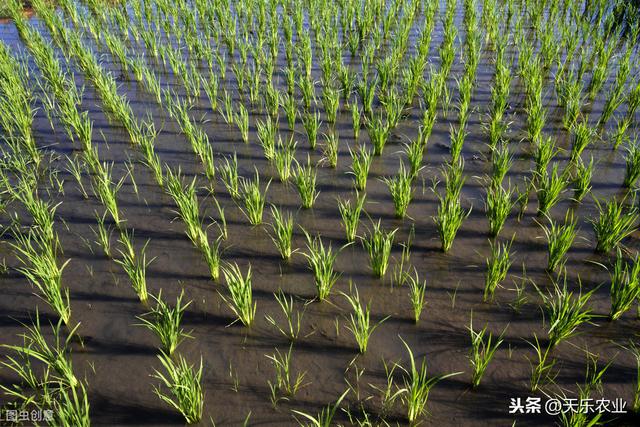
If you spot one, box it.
[91,210,112,257]
[273,136,297,182]
[342,284,387,354]
[366,113,391,156]
[115,231,152,303]
[220,262,256,327]
[490,143,513,187]
[302,230,342,301]
[624,138,640,188]
[398,338,461,424]
[266,344,307,405]
[292,389,349,427]
[239,169,271,226]
[433,162,472,253]
[137,290,193,356]
[484,181,515,237]
[302,110,320,149]
[541,211,579,272]
[535,163,568,216]
[219,154,241,200]
[350,102,361,140]
[256,118,277,161]
[573,157,594,202]
[338,192,366,242]
[608,249,640,321]
[570,121,595,163]
[265,289,304,341]
[382,161,414,219]
[536,274,596,348]
[152,352,203,424]
[322,131,339,168]
[282,92,297,130]
[590,197,639,253]
[362,221,397,278]
[12,231,71,324]
[92,161,125,228]
[407,267,427,323]
[348,145,372,191]
[294,155,319,209]
[625,341,640,412]
[468,317,506,388]
[235,103,249,143]
[526,334,557,392]
[268,206,295,260]
[403,139,426,178]
[322,85,340,125]
[483,238,513,302]
[532,136,558,179]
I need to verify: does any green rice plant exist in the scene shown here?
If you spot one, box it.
[365,113,390,156]
[573,157,594,202]
[235,103,249,144]
[540,211,579,272]
[490,143,512,187]
[292,389,349,427]
[152,352,203,424]
[203,74,219,111]
[220,89,234,124]
[532,136,559,180]
[92,161,125,227]
[348,145,372,191]
[342,284,387,353]
[350,102,361,140]
[362,221,397,278]
[397,337,461,424]
[526,334,557,392]
[624,138,640,188]
[322,131,339,168]
[483,238,513,302]
[535,163,568,216]
[433,166,472,253]
[256,118,277,161]
[570,121,595,163]
[625,341,640,412]
[220,262,256,327]
[608,249,640,321]
[590,197,639,253]
[266,344,307,404]
[302,110,321,150]
[65,155,88,199]
[536,274,596,348]
[381,161,414,219]
[468,317,506,388]
[265,289,304,341]
[403,139,426,179]
[294,155,319,209]
[484,182,515,237]
[302,230,343,301]
[137,290,193,356]
[407,267,427,323]
[91,210,112,257]
[12,231,71,325]
[273,136,297,182]
[115,231,152,303]
[268,206,295,260]
[282,92,297,130]
[338,192,366,243]
[239,169,271,226]
[322,86,340,125]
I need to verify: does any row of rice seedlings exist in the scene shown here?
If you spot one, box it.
[468,317,506,388]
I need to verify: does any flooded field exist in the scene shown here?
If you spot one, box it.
[0,0,640,425]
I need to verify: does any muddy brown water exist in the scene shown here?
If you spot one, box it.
[1,2,640,426]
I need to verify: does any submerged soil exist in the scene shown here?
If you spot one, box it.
[1,3,640,427]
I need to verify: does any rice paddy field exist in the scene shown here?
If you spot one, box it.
[1,0,640,425]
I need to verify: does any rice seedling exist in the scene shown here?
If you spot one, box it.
[536,274,596,348]
[266,344,307,405]
[624,138,640,188]
[397,337,461,423]
[239,168,271,226]
[302,110,321,150]
[468,317,506,388]
[91,210,112,258]
[338,192,366,243]
[532,136,559,180]
[294,155,319,209]
[624,341,640,412]
[573,157,594,202]
[490,143,512,187]
[406,267,427,323]
[590,196,639,253]
[342,284,387,354]
[362,221,397,278]
[535,163,568,216]
[526,334,557,392]
[433,164,472,253]
[350,102,361,140]
[265,289,304,341]
[220,262,256,327]
[366,113,391,156]
[137,290,193,356]
[570,121,595,163]
[115,231,152,303]
[292,389,349,427]
[302,230,343,301]
[608,249,640,321]
[483,238,514,302]
[282,92,297,130]
[348,145,372,191]
[484,182,515,237]
[92,161,125,228]
[152,352,203,424]
[322,131,339,168]
[235,103,249,144]
[540,211,579,272]
[273,136,297,182]
[381,161,414,219]
[268,206,295,260]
